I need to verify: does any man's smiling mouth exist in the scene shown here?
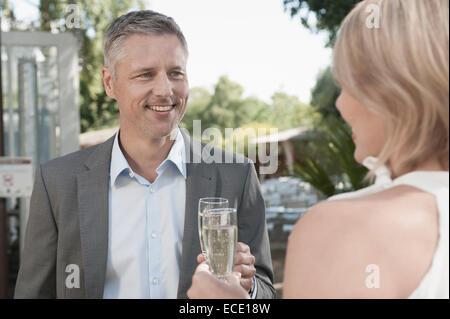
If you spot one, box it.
[145,104,175,112]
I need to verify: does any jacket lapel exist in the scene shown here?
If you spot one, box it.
[77,135,115,299]
[177,132,217,298]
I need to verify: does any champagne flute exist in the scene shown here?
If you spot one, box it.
[202,207,238,280]
[198,197,229,255]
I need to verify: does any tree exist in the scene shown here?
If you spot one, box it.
[181,76,321,142]
[196,76,271,131]
[0,0,16,27]
[271,91,321,130]
[2,0,145,132]
[281,1,373,193]
[283,0,360,47]
[181,87,212,133]
[310,66,341,118]
[77,1,147,132]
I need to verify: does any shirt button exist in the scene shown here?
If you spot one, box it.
[150,187,155,193]
[152,278,159,285]
[129,172,134,178]
[151,232,157,239]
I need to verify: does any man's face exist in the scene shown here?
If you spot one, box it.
[103,33,189,139]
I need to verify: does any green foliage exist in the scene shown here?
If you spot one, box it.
[272,91,322,130]
[181,76,321,137]
[295,158,336,197]
[283,0,360,46]
[7,0,145,132]
[283,1,367,194]
[4,1,330,135]
[183,76,270,133]
[77,0,146,132]
[310,66,341,118]
[0,0,16,24]
[294,117,370,197]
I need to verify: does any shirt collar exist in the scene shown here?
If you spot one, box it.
[110,127,187,185]
[159,127,187,179]
[110,130,132,185]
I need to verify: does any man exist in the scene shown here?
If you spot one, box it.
[14,10,275,299]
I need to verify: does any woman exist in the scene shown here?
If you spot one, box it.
[187,0,449,299]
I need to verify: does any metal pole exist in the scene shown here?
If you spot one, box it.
[0,21,10,298]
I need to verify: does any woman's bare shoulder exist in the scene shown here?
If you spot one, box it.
[306,185,438,233]
[283,186,438,299]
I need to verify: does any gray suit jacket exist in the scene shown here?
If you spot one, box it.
[14,131,275,299]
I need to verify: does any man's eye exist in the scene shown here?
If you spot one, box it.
[171,71,184,77]
[138,73,152,78]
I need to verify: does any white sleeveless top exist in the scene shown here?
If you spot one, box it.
[327,157,449,299]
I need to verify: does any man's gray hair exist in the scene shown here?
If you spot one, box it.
[104,10,188,78]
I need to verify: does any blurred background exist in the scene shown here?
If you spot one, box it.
[0,0,371,298]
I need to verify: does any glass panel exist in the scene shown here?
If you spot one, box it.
[1,45,60,165]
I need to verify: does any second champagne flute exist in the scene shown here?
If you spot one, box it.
[202,207,238,280]
[198,197,229,255]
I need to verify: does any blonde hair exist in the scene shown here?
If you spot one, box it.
[332,0,449,177]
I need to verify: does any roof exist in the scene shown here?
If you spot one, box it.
[79,127,118,148]
[79,126,317,148]
[251,127,315,144]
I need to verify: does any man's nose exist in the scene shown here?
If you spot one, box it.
[152,74,173,97]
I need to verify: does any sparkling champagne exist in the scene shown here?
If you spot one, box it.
[198,198,228,254]
[202,224,237,278]
[198,211,206,252]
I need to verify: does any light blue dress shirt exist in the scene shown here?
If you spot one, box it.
[103,128,187,299]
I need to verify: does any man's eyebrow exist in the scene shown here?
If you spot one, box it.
[131,67,156,74]
[130,65,185,75]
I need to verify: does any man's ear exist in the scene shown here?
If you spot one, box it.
[102,66,116,99]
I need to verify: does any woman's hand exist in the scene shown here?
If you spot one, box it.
[187,259,250,299]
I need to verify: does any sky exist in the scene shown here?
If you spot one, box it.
[10,0,332,104]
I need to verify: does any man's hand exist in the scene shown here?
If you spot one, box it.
[196,242,256,293]
[233,242,256,293]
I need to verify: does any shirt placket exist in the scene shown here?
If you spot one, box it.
[147,181,162,298]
